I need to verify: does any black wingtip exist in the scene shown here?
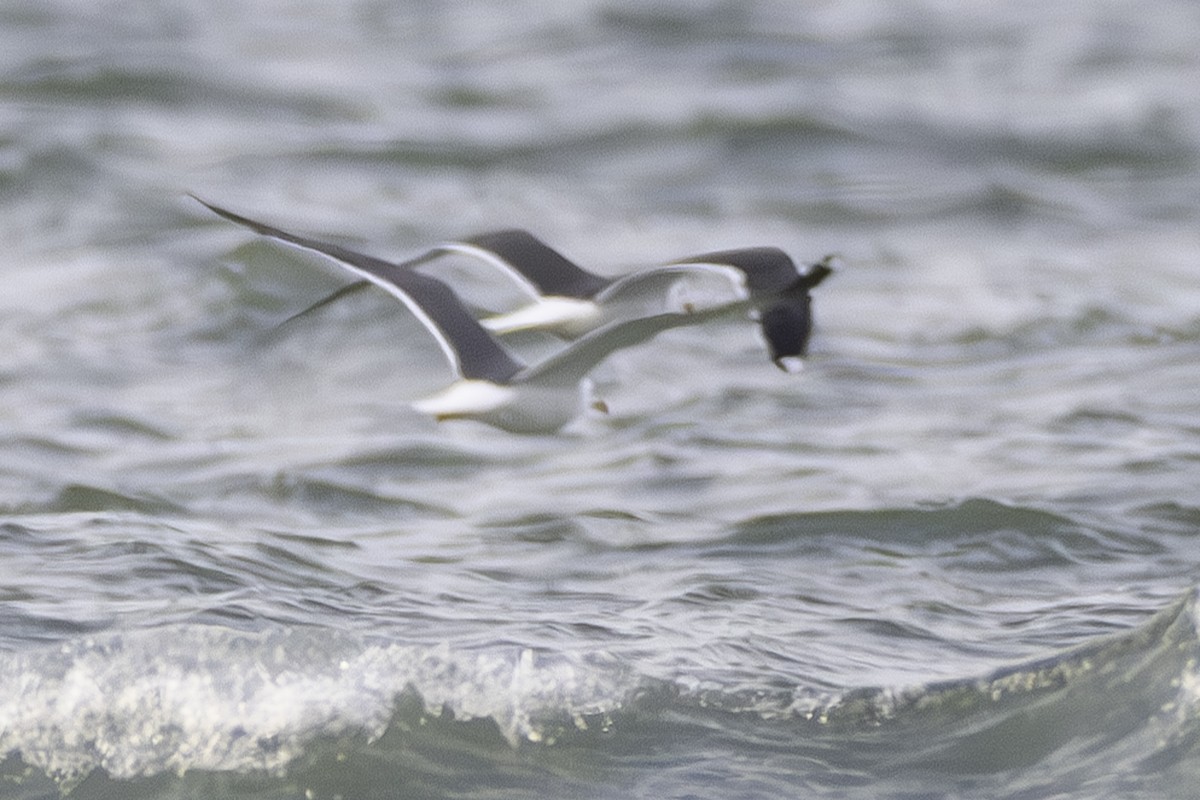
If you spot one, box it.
[188,193,279,239]
[759,296,815,366]
[798,255,835,290]
[187,192,224,217]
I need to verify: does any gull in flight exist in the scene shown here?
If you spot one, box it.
[193,197,758,433]
[450,230,833,372]
[287,229,833,373]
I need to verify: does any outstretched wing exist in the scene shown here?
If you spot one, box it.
[193,196,524,383]
[445,230,611,299]
[283,229,611,329]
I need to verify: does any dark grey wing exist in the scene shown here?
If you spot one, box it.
[278,229,607,322]
[758,295,814,368]
[193,196,524,383]
[193,194,416,276]
[381,268,527,383]
[672,251,832,368]
[671,247,798,294]
[759,256,835,368]
[458,229,611,298]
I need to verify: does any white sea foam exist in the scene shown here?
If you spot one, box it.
[0,627,630,782]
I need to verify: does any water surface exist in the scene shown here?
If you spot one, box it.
[2,2,1200,798]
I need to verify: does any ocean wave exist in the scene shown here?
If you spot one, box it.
[2,590,1197,794]
[0,626,633,787]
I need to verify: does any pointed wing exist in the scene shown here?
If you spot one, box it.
[442,230,611,299]
[275,229,609,327]
[193,196,524,383]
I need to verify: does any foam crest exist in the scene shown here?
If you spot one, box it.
[0,626,630,784]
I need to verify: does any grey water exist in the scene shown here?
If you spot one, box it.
[3,1,1200,798]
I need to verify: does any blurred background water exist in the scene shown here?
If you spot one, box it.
[2,1,1200,798]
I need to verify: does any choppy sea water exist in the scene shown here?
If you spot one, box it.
[3,1,1200,798]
